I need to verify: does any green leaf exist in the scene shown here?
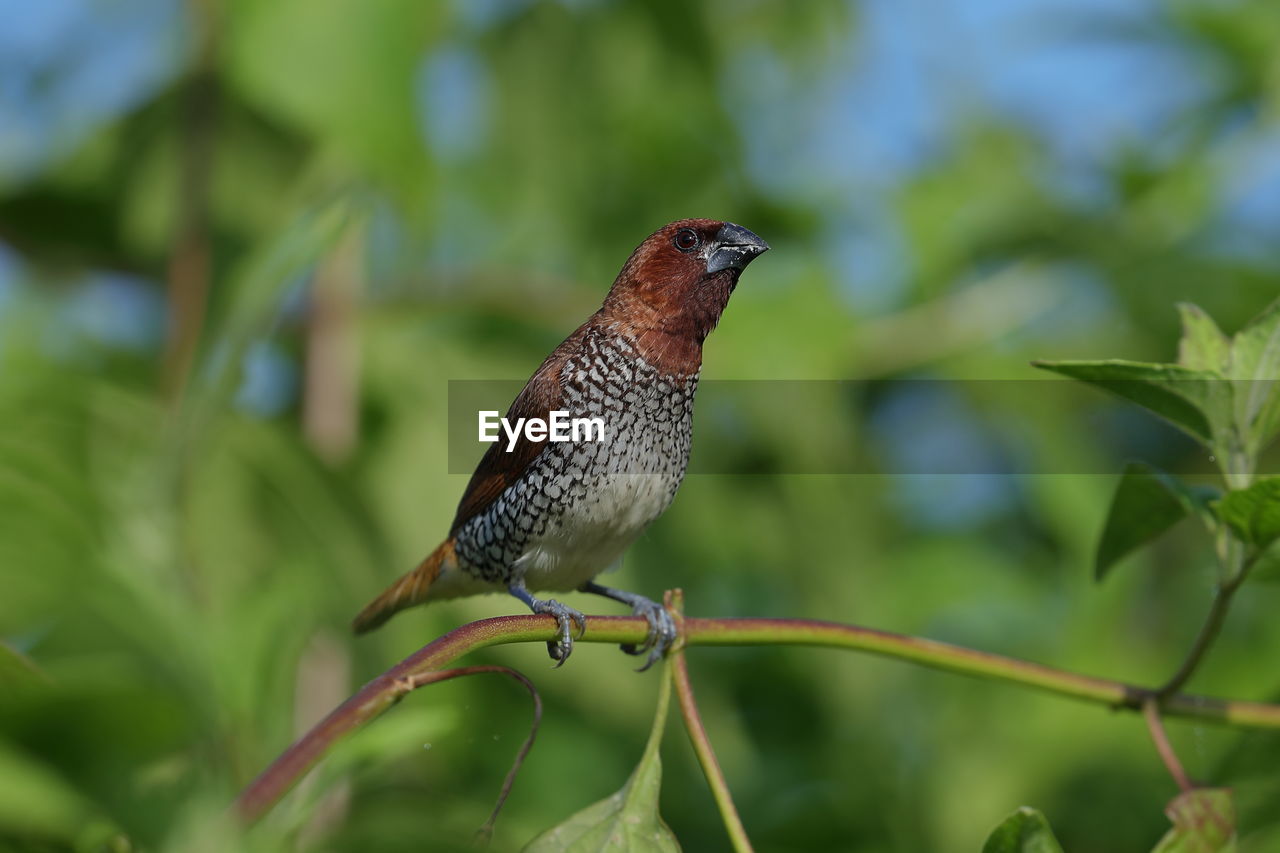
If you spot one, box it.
[1216,477,1280,550]
[982,807,1064,853]
[1225,297,1280,454]
[1178,303,1231,373]
[1095,463,1217,581]
[1031,360,1225,445]
[1151,789,1236,853]
[1038,300,1280,468]
[523,664,680,853]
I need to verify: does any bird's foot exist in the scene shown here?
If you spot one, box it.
[624,605,676,672]
[578,582,678,671]
[529,597,587,666]
[619,596,677,672]
[508,579,587,666]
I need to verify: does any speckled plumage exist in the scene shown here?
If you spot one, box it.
[449,327,697,593]
[353,219,768,664]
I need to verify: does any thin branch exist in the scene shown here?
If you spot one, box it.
[234,611,1280,824]
[394,666,542,844]
[164,0,219,400]
[1144,698,1193,792]
[1156,583,1240,699]
[238,662,541,833]
[303,225,364,463]
[1156,541,1258,699]
[666,592,754,853]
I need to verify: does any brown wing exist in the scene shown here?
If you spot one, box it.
[449,322,589,535]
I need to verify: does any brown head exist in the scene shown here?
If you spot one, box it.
[599,219,768,356]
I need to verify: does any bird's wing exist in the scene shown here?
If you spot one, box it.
[449,322,588,535]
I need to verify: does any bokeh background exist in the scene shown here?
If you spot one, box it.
[2,0,1280,850]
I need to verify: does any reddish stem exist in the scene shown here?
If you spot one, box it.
[233,612,1280,824]
[668,601,754,853]
[1143,698,1194,793]
[396,666,541,842]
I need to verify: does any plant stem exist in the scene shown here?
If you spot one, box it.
[419,667,542,843]
[666,592,754,853]
[1157,538,1257,699]
[1143,698,1193,792]
[234,612,1280,823]
[303,224,364,463]
[1156,582,1239,699]
[1221,441,1254,492]
[640,647,673,781]
[164,0,219,402]
[1164,430,1260,699]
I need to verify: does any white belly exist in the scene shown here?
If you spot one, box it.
[517,472,677,591]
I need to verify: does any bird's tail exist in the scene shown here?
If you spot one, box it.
[352,538,457,634]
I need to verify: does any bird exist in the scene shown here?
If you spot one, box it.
[352,219,769,667]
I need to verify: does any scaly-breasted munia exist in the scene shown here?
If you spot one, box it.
[352,219,768,665]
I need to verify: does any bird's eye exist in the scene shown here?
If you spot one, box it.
[673,229,700,252]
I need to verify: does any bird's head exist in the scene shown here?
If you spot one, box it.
[603,218,769,345]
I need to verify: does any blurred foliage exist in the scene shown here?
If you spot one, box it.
[2,0,1280,851]
[1151,789,1236,853]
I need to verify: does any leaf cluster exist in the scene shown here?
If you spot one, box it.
[1037,299,1280,580]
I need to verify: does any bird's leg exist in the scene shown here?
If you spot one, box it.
[508,577,587,666]
[579,581,676,671]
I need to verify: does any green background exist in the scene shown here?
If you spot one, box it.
[1,1,1279,850]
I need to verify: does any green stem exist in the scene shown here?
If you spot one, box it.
[1222,444,1254,492]
[1156,538,1258,699]
[234,611,1280,824]
[1156,582,1239,700]
[640,650,672,776]
[667,592,754,853]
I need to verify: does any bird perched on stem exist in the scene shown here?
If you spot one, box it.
[353,219,768,667]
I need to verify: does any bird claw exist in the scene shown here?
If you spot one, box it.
[619,598,677,672]
[532,598,587,666]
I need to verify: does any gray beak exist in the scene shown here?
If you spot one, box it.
[706,222,769,274]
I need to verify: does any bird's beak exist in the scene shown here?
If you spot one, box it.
[706,222,769,274]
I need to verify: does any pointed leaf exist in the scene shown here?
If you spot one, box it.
[1031,360,1225,445]
[1216,477,1280,551]
[1178,303,1231,373]
[982,807,1064,853]
[524,665,679,852]
[1226,297,1280,453]
[521,754,679,853]
[1151,788,1236,853]
[1095,463,1217,581]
